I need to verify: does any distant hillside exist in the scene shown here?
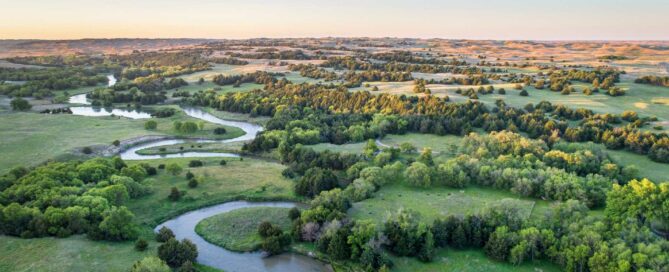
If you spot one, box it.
[0,39,214,58]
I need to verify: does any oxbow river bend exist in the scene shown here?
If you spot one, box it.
[68,89,330,271]
[155,201,332,272]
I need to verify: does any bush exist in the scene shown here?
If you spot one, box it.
[157,238,198,268]
[213,127,227,135]
[188,160,204,167]
[168,187,182,201]
[497,88,506,95]
[185,171,194,180]
[156,226,175,242]
[166,163,182,176]
[288,207,301,220]
[188,179,198,188]
[135,238,149,251]
[219,160,227,166]
[145,120,158,130]
[112,140,121,147]
[10,97,31,111]
[519,89,529,96]
[151,108,176,118]
[158,164,165,169]
[82,146,93,154]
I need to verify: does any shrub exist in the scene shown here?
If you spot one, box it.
[145,120,158,130]
[188,160,204,167]
[157,238,198,268]
[166,163,182,176]
[82,147,93,154]
[187,179,198,188]
[135,238,148,251]
[219,160,227,166]
[519,89,529,96]
[213,127,227,135]
[10,97,31,111]
[168,187,182,201]
[288,207,301,220]
[156,226,175,242]
[185,171,194,180]
[158,164,165,169]
[497,88,506,94]
[151,108,176,118]
[112,140,121,147]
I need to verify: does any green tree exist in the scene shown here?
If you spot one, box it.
[145,120,158,130]
[10,97,31,111]
[165,163,182,176]
[98,206,137,241]
[404,162,432,187]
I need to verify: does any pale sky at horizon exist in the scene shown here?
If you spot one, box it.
[1,0,668,40]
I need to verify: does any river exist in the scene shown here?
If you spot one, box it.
[67,87,329,271]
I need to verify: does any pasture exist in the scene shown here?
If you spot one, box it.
[196,207,292,252]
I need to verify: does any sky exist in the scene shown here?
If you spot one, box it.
[1,0,668,40]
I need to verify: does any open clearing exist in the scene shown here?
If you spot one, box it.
[196,207,292,252]
[126,157,297,226]
[0,107,243,173]
[348,183,552,225]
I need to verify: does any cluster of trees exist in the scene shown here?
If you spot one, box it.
[288,64,339,81]
[87,87,167,106]
[0,157,153,240]
[212,71,280,86]
[173,121,201,134]
[278,138,667,271]
[0,67,108,98]
[634,75,669,87]
[186,82,668,163]
[226,50,317,60]
[210,57,249,65]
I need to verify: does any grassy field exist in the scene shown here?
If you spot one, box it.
[195,207,292,252]
[352,80,669,125]
[0,235,153,272]
[126,157,298,226]
[348,183,552,225]
[168,81,263,94]
[0,107,243,173]
[307,142,368,154]
[391,247,559,272]
[380,133,463,161]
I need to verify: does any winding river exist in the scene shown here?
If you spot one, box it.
[156,201,331,272]
[69,86,330,271]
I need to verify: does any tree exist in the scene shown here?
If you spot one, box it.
[165,163,182,176]
[168,187,182,201]
[10,97,31,111]
[98,206,137,241]
[156,226,175,242]
[145,120,158,130]
[130,257,170,272]
[288,207,301,220]
[399,142,417,153]
[519,89,529,96]
[417,148,434,166]
[187,179,198,188]
[135,238,149,251]
[404,162,432,187]
[157,238,198,268]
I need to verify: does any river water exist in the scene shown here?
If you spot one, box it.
[155,201,331,272]
[67,80,329,271]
